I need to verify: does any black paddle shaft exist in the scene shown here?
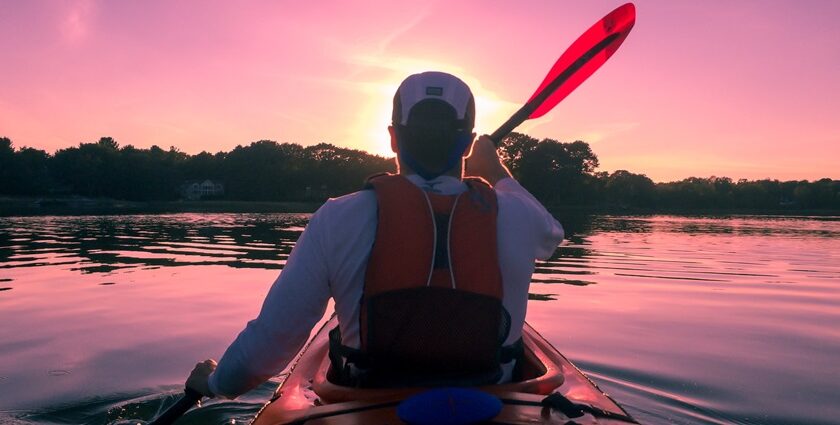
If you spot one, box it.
[489,32,621,146]
[148,388,203,425]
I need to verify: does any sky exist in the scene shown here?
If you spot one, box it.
[1,0,838,182]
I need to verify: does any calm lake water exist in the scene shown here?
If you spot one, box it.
[1,213,838,424]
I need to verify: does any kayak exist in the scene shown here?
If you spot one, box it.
[252,314,638,424]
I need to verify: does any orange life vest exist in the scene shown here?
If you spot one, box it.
[329,174,520,387]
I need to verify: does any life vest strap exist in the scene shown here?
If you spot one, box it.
[499,337,524,364]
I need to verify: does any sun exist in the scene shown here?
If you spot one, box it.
[350,58,518,156]
[359,78,403,158]
[354,78,517,157]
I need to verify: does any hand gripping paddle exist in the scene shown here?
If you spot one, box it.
[147,4,636,425]
[489,3,636,146]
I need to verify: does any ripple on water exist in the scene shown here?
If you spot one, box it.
[1,213,839,424]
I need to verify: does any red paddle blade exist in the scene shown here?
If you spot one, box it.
[527,3,636,119]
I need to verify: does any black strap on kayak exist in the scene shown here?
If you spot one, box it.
[328,325,372,385]
[541,392,585,418]
[497,392,638,423]
[499,337,524,364]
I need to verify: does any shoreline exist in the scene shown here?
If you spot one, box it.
[2,196,839,218]
[544,204,840,218]
[0,197,322,217]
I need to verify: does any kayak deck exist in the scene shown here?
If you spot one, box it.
[252,315,637,424]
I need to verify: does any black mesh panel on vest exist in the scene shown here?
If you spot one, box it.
[433,213,450,269]
[360,286,510,387]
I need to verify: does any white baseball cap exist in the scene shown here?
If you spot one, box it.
[391,71,475,130]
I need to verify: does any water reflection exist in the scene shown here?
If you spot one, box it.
[0,214,309,277]
[536,214,840,292]
[1,213,840,425]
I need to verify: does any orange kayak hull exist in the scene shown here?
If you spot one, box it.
[252,315,637,424]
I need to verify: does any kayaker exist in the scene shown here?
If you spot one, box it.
[185,71,565,398]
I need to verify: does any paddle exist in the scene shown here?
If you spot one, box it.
[489,3,636,146]
[147,5,636,424]
[148,388,203,425]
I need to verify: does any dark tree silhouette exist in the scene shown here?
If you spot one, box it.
[1,137,17,194]
[0,138,51,196]
[604,170,655,207]
[1,134,838,211]
[499,133,599,204]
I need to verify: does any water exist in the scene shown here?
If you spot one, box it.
[0,213,838,424]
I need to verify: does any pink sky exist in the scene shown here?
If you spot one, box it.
[1,0,838,182]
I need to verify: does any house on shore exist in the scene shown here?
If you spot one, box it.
[180,180,224,200]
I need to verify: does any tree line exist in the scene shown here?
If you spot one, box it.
[0,136,392,202]
[1,134,838,210]
[498,133,840,210]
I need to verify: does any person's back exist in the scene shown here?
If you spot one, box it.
[185,71,564,398]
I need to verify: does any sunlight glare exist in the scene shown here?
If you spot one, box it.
[354,56,519,153]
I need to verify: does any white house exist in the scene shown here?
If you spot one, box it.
[180,180,224,200]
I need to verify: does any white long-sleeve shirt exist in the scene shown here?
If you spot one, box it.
[208,175,564,397]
